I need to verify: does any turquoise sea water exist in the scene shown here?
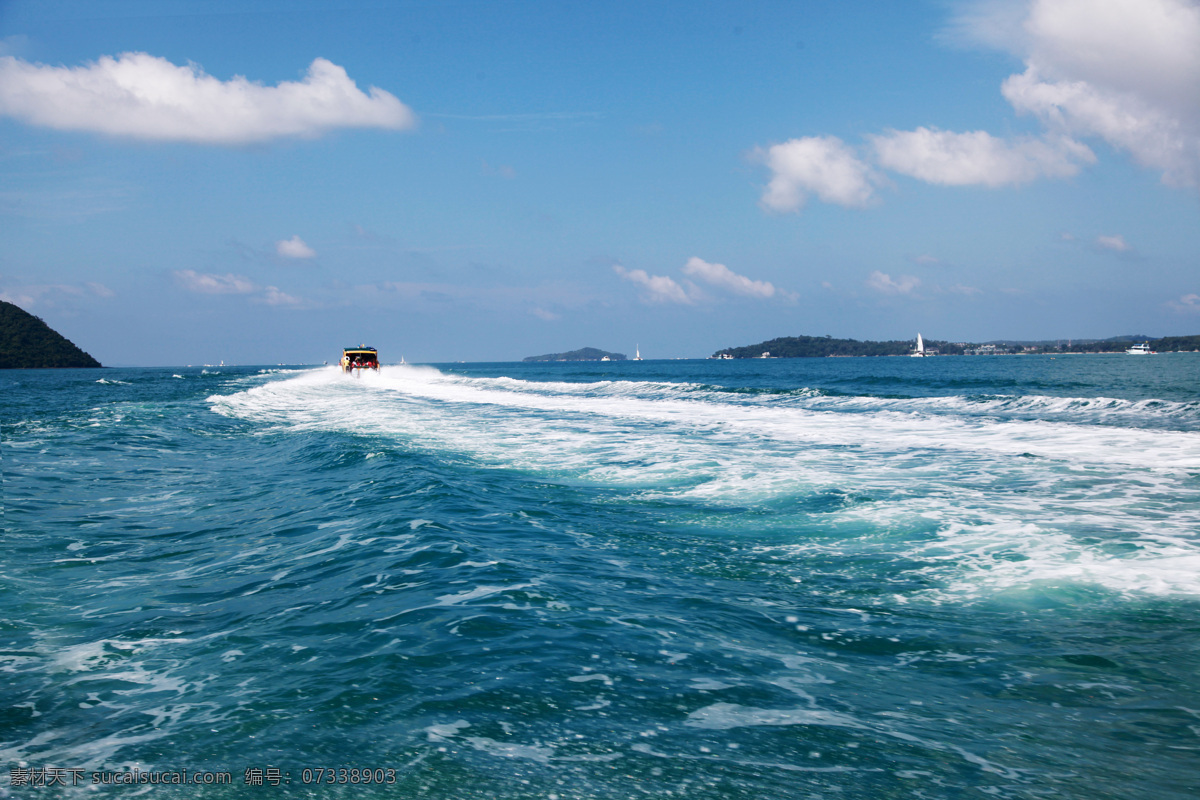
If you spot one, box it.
[4,355,1200,798]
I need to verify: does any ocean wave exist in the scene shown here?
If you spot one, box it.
[10,362,1200,798]
[205,367,1200,603]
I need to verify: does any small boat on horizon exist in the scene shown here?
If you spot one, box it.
[1126,342,1155,355]
[911,333,926,357]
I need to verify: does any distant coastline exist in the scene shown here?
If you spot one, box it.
[712,334,1200,359]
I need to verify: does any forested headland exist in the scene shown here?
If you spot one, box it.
[0,301,102,368]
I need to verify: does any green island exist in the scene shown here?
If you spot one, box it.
[713,333,1200,359]
[523,347,626,362]
[0,300,102,368]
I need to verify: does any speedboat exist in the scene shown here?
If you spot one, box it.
[341,345,380,374]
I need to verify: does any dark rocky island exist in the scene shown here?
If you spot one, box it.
[523,347,626,362]
[0,300,102,368]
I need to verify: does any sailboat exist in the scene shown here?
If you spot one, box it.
[634,345,643,361]
[910,333,926,357]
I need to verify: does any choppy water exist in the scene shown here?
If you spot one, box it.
[4,355,1200,798]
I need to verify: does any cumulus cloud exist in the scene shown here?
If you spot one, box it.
[870,127,1094,186]
[276,235,316,259]
[965,0,1200,189]
[866,271,921,295]
[174,270,257,294]
[613,265,695,304]
[1096,234,1131,251]
[0,53,415,145]
[755,136,880,211]
[760,1,1200,206]
[681,257,776,298]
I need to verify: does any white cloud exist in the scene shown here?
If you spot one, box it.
[870,127,1093,186]
[174,269,305,306]
[530,307,561,321]
[946,283,983,296]
[174,270,257,294]
[260,286,303,306]
[0,280,115,308]
[961,0,1200,189]
[681,257,776,298]
[866,271,921,295]
[755,136,880,211]
[0,290,36,307]
[764,1,1200,205]
[1096,234,1131,251]
[1168,292,1200,312]
[276,235,316,259]
[613,265,695,304]
[0,53,415,145]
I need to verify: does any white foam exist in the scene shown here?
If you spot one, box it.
[684,702,864,730]
[434,583,534,606]
[209,368,1200,599]
[568,674,613,685]
[425,720,470,742]
[51,637,191,673]
[463,737,556,763]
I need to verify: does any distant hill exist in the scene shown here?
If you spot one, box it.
[713,335,929,359]
[714,332,1200,358]
[1153,334,1200,351]
[523,347,626,362]
[0,301,102,368]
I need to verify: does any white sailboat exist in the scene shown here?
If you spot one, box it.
[634,345,643,361]
[911,333,926,357]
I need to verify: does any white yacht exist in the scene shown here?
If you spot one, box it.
[1126,342,1155,354]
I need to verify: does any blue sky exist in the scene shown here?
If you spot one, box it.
[2,0,1198,365]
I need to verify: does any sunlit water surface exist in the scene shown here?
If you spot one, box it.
[4,355,1200,798]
